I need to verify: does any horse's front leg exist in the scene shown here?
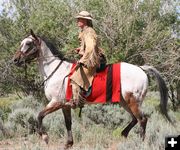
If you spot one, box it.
[37,99,63,144]
[62,107,73,149]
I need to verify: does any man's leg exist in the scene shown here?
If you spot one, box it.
[71,81,81,104]
[65,81,84,108]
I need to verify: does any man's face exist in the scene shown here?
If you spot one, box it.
[77,18,87,29]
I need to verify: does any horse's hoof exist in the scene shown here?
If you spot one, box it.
[121,131,128,138]
[64,141,73,150]
[42,134,49,144]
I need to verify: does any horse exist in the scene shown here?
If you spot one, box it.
[13,30,170,149]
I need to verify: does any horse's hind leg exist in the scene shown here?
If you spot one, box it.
[37,99,63,144]
[120,97,138,137]
[62,107,73,149]
[121,92,148,140]
[139,114,148,140]
[131,92,148,140]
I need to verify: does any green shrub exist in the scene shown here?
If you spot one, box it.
[11,95,43,111]
[0,95,18,121]
[43,110,66,138]
[83,104,130,128]
[8,108,37,135]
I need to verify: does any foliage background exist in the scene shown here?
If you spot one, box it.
[0,0,179,149]
[0,0,179,104]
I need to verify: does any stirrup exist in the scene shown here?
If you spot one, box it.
[81,87,92,97]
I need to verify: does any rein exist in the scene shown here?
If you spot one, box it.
[62,63,81,88]
[41,60,64,86]
[40,48,77,86]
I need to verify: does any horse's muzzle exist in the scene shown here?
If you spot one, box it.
[13,57,24,67]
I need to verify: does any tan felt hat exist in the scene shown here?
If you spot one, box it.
[75,11,93,20]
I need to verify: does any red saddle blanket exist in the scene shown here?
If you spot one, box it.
[66,63,121,104]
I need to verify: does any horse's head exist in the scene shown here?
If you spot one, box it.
[13,30,41,66]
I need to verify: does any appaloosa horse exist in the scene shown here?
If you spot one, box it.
[13,30,171,149]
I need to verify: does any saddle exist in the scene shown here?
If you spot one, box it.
[66,63,121,104]
[81,62,107,97]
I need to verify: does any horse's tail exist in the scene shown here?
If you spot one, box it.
[140,65,172,123]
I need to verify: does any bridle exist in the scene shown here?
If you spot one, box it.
[18,36,64,86]
[20,37,41,62]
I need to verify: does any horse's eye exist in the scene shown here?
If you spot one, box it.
[27,42,34,49]
[26,42,32,46]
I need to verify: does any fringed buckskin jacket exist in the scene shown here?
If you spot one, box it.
[70,26,104,91]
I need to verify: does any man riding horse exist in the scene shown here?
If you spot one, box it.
[13,26,171,148]
[66,11,106,108]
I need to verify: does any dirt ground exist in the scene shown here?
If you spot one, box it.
[0,138,65,150]
[0,137,119,150]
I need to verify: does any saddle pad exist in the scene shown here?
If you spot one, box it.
[66,63,121,104]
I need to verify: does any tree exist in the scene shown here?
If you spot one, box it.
[0,0,179,108]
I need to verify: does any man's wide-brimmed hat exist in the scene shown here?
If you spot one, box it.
[75,11,93,20]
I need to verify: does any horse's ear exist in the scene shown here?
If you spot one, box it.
[30,29,38,41]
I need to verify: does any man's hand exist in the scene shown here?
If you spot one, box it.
[75,47,80,53]
[77,61,83,66]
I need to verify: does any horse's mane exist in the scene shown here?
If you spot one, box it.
[40,36,73,62]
